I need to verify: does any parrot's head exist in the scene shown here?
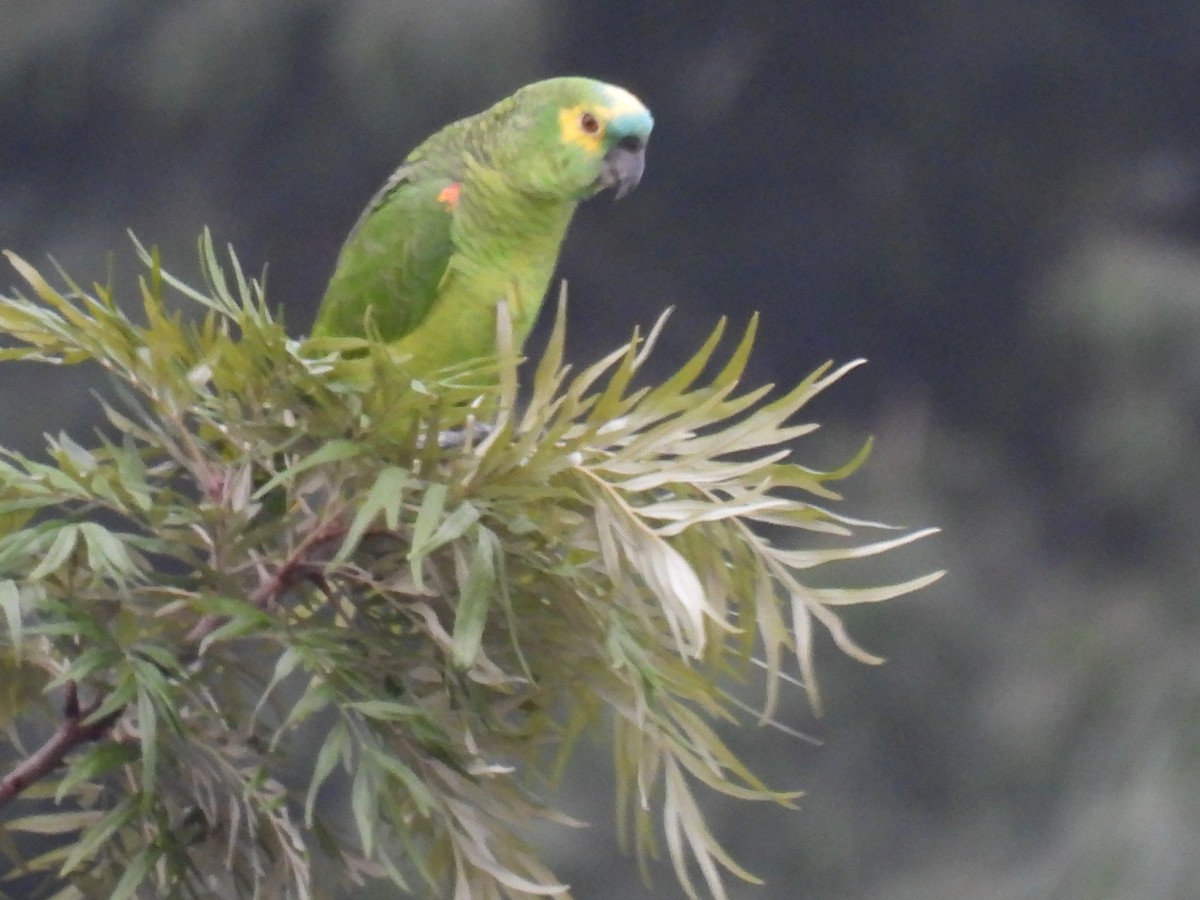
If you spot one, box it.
[502,77,653,202]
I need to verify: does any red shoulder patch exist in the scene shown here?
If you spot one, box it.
[436,182,461,210]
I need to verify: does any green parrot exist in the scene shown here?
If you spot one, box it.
[312,76,653,375]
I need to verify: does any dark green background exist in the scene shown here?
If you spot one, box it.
[4,3,1198,897]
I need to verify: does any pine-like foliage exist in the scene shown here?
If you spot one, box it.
[0,233,941,899]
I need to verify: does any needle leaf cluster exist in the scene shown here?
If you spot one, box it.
[0,233,941,899]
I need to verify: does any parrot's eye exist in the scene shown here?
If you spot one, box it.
[580,112,600,135]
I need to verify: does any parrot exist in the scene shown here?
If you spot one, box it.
[311,76,653,375]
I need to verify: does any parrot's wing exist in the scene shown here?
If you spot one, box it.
[313,164,459,342]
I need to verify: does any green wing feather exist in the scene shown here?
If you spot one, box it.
[312,166,456,343]
[314,156,574,374]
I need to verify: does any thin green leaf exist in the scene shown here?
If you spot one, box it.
[60,794,138,874]
[451,526,497,668]
[333,465,409,564]
[305,719,349,826]
[28,525,79,579]
[136,683,157,796]
[55,743,139,803]
[350,755,379,858]
[808,569,947,606]
[362,744,435,815]
[252,438,363,499]
[0,580,22,657]
[107,845,159,900]
[2,811,103,836]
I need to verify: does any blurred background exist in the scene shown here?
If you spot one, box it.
[4,2,1200,897]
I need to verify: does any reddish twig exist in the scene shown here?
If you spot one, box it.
[0,681,122,809]
[185,520,345,645]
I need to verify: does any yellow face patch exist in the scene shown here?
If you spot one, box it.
[558,103,608,154]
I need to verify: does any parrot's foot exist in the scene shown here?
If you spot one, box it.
[434,422,495,450]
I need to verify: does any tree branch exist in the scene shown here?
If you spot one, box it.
[185,519,344,645]
[0,682,122,809]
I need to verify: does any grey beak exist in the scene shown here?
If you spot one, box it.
[600,141,646,199]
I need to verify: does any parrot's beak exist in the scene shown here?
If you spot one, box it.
[600,138,646,200]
